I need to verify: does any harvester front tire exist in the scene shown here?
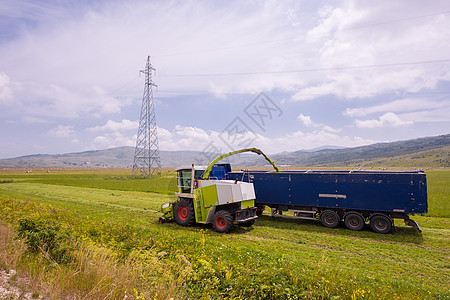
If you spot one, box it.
[213,210,233,233]
[174,199,195,226]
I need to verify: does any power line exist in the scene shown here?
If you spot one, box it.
[159,58,450,78]
[156,89,450,97]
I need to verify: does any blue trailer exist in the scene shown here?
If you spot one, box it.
[226,169,427,233]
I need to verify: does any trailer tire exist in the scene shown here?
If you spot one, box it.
[344,212,365,231]
[213,210,233,233]
[320,210,340,228]
[370,215,392,234]
[174,198,195,226]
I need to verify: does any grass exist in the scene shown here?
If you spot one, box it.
[427,170,450,217]
[0,169,448,299]
[0,168,177,194]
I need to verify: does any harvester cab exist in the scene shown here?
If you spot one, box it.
[176,164,206,194]
[159,148,279,233]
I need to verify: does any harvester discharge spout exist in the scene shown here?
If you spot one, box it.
[202,147,280,180]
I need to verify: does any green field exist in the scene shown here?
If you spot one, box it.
[0,169,449,299]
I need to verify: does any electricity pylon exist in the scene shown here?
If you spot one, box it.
[132,56,162,176]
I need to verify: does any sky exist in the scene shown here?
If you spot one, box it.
[0,0,449,159]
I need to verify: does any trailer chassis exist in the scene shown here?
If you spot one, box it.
[267,205,421,233]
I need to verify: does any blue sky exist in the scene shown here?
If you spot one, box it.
[0,0,449,159]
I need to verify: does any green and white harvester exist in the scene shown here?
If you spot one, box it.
[159,148,279,233]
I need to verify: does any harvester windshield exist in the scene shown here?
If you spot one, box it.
[176,166,205,193]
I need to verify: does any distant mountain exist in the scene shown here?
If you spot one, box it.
[268,134,450,167]
[0,147,269,169]
[302,145,346,152]
[0,134,448,169]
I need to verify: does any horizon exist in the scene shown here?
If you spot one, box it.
[1,133,447,161]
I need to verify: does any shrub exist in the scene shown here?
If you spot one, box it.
[17,218,72,263]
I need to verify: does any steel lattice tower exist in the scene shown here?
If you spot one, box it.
[132,56,162,176]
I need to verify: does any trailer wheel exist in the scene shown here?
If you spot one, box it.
[213,210,233,233]
[344,212,365,231]
[174,198,195,226]
[320,210,340,228]
[370,215,392,234]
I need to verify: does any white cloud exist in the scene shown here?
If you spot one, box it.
[22,116,50,124]
[399,109,450,123]
[297,113,313,127]
[259,130,376,152]
[343,98,449,117]
[345,98,450,124]
[158,125,223,152]
[0,72,13,104]
[46,125,75,138]
[92,132,136,149]
[88,119,139,149]
[88,119,139,132]
[293,1,450,101]
[355,112,412,128]
[297,113,341,133]
[154,124,373,153]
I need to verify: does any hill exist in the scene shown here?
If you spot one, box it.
[0,134,448,169]
[269,134,450,168]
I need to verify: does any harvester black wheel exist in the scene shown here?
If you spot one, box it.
[213,210,233,233]
[370,215,392,234]
[344,212,365,231]
[320,210,340,228]
[239,220,255,227]
[174,198,195,226]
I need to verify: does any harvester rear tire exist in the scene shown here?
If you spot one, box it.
[174,198,195,226]
[213,210,233,233]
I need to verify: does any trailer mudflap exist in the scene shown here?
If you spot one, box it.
[236,207,258,223]
[405,218,422,232]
